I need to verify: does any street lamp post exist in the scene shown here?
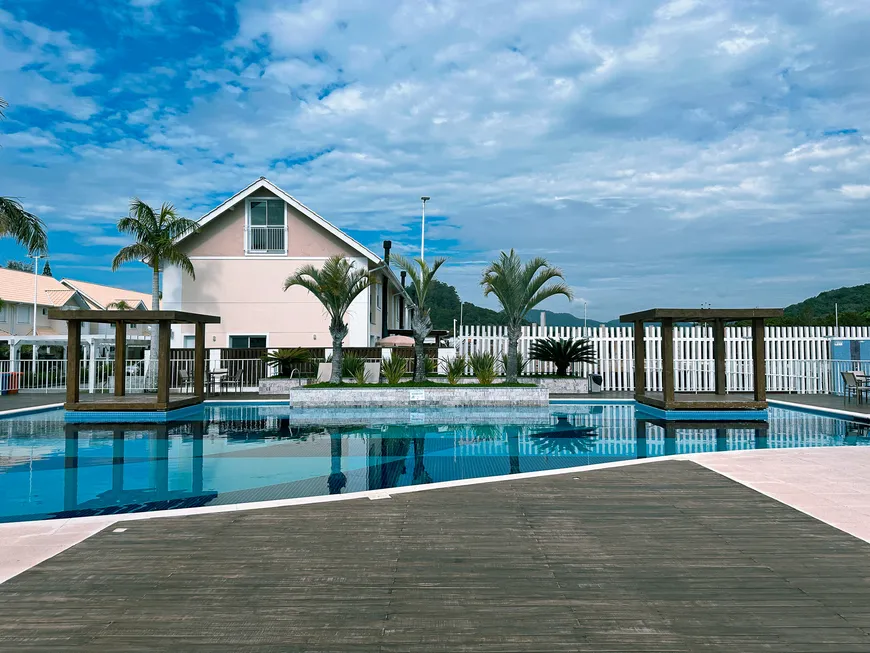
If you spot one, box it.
[420,196,430,261]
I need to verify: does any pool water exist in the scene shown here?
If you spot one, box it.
[0,403,867,523]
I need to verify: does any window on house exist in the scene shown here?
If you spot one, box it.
[16,305,31,324]
[183,335,195,348]
[247,199,285,253]
[229,335,267,349]
[0,304,6,322]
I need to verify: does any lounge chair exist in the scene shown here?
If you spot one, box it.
[177,368,192,393]
[363,361,381,384]
[316,362,332,384]
[220,368,244,394]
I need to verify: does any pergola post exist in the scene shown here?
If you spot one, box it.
[112,427,125,494]
[114,321,126,397]
[661,318,675,409]
[156,320,171,407]
[65,320,81,405]
[713,319,727,395]
[633,321,646,400]
[194,322,206,400]
[752,318,766,402]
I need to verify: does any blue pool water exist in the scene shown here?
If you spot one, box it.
[0,403,867,523]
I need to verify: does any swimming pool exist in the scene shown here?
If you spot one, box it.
[0,402,866,523]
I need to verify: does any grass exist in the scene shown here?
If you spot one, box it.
[305,381,536,389]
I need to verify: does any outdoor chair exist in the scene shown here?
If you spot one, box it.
[177,368,193,393]
[841,371,870,405]
[363,362,381,384]
[220,368,244,394]
[316,362,332,384]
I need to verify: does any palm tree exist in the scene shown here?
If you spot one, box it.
[481,249,573,383]
[283,255,375,384]
[0,98,48,254]
[107,300,135,310]
[112,199,199,383]
[392,255,447,382]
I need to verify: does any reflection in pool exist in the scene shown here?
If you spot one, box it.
[0,403,867,523]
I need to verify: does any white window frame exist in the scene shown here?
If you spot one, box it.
[16,304,31,324]
[244,197,288,255]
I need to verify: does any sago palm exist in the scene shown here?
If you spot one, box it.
[392,254,447,382]
[112,199,200,385]
[284,255,375,384]
[481,249,573,383]
[529,337,596,376]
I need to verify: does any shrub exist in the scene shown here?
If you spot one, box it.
[352,365,368,385]
[425,356,437,376]
[381,354,408,385]
[468,351,497,385]
[529,337,596,376]
[444,355,466,385]
[500,352,527,377]
[328,353,366,378]
[261,348,312,377]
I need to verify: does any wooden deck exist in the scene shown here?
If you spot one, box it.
[2,461,870,651]
[65,393,200,412]
[639,392,767,411]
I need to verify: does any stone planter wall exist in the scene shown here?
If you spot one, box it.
[259,377,310,395]
[288,386,549,408]
[531,377,589,394]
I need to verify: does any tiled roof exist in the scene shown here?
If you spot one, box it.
[0,268,82,307]
[60,278,152,310]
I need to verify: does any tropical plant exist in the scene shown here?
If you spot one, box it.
[106,300,135,310]
[112,198,200,385]
[443,354,466,385]
[500,351,527,377]
[381,354,408,385]
[285,256,375,384]
[341,352,365,378]
[0,99,48,254]
[468,351,497,385]
[425,356,437,376]
[352,365,368,385]
[392,254,447,382]
[481,249,573,383]
[529,337,596,376]
[261,348,312,378]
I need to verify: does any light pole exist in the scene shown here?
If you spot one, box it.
[584,301,587,330]
[30,253,41,338]
[420,196,430,261]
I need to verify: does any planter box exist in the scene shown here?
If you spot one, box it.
[258,377,310,395]
[532,377,589,394]
[288,386,549,408]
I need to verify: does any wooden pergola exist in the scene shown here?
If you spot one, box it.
[49,310,220,413]
[619,308,783,413]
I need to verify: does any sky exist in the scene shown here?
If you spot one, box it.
[2,0,870,321]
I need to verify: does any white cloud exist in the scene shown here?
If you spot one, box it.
[840,185,870,199]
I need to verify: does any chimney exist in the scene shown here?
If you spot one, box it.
[400,271,406,287]
[383,240,392,265]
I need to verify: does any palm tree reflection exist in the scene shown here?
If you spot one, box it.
[328,430,347,494]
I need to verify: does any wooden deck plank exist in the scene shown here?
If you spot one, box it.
[1,462,870,651]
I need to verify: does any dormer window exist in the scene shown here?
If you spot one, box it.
[246,198,286,254]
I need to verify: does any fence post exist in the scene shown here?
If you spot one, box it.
[88,341,96,394]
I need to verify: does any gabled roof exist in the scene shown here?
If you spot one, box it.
[178,177,381,264]
[60,278,152,311]
[0,268,83,307]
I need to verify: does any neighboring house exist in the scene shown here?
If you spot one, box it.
[0,267,89,337]
[59,278,153,339]
[165,177,411,349]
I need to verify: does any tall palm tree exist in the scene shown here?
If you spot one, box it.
[392,255,447,382]
[0,98,48,254]
[481,249,573,383]
[284,255,375,384]
[112,199,199,383]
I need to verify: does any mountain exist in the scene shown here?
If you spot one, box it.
[775,284,870,327]
[525,309,605,328]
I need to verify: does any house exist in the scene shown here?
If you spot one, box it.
[59,278,153,339]
[165,177,411,349]
[0,267,90,337]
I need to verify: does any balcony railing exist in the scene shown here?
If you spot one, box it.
[248,225,286,253]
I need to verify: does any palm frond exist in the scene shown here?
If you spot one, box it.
[0,197,48,254]
[284,255,374,326]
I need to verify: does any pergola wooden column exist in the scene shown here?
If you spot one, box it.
[49,310,220,412]
[619,308,783,413]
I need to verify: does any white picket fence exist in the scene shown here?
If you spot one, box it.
[456,324,870,394]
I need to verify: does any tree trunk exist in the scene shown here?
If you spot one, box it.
[506,325,521,383]
[329,321,348,384]
[147,264,160,391]
[411,310,431,382]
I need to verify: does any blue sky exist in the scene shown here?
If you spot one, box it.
[2,0,870,320]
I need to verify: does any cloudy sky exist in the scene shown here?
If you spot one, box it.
[2,0,869,321]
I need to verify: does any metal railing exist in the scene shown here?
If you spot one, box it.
[247,226,285,252]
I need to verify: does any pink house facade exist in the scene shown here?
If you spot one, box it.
[164,178,411,349]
